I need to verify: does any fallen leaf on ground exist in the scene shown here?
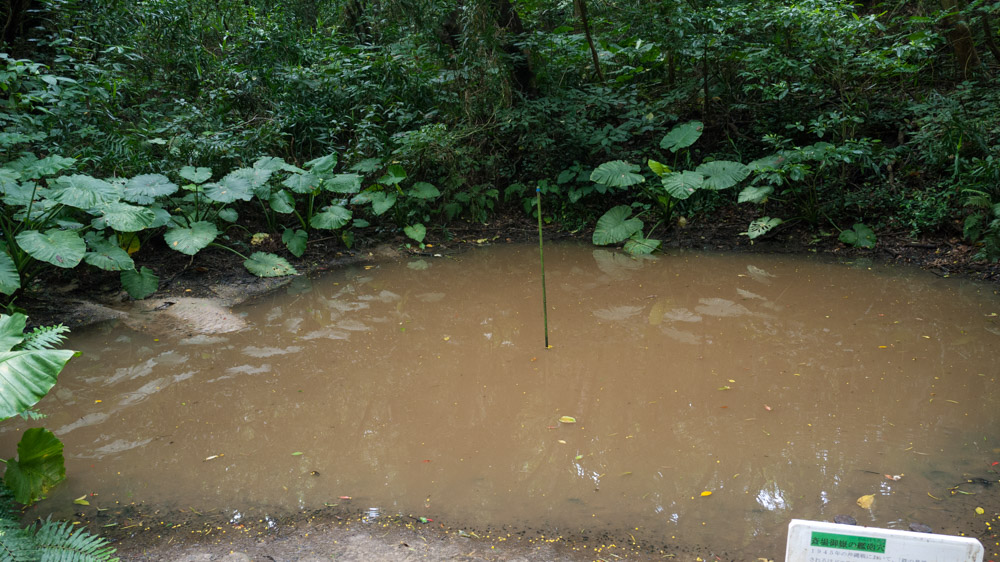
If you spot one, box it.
[73,495,90,506]
[559,416,577,424]
[976,507,985,515]
[857,494,875,509]
[700,491,713,497]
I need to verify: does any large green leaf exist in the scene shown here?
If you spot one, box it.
[593,205,643,245]
[590,161,645,187]
[7,154,75,180]
[0,313,27,352]
[659,121,703,152]
[204,173,253,203]
[377,165,406,185]
[324,173,362,194]
[738,185,773,204]
[164,221,218,255]
[0,346,74,420]
[15,229,86,269]
[282,228,307,258]
[227,167,273,198]
[121,266,158,299]
[306,153,338,174]
[839,223,877,249]
[178,166,212,184]
[83,236,135,272]
[660,171,704,200]
[647,159,670,177]
[310,205,352,230]
[369,192,397,215]
[282,172,320,194]
[744,217,783,239]
[1,179,36,206]
[695,161,749,190]
[624,235,661,255]
[94,201,156,232]
[3,428,66,505]
[408,182,441,199]
[404,224,427,243]
[269,190,295,214]
[123,174,178,204]
[0,252,20,296]
[48,175,118,209]
[244,252,297,277]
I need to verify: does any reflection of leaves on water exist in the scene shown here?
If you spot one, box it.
[417,292,446,303]
[593,305,645,321]
[696,298,752,317]
[747,265,776,285]
[660,326,702,344]
[737,288,765,300]
[592,249,655,280]
[407,259,430,271]
[664,308,702,323]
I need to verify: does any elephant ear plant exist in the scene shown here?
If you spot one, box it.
[589,121,750,255]
[0,313,118,560]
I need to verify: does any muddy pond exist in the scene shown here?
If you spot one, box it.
[4,243,999,557]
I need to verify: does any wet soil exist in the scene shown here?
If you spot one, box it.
[13,208,1000,561]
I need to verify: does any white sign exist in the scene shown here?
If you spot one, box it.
[786,519,984,562]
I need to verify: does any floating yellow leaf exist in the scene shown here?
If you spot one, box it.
[718,386,731,391]
[857,494,875,509]
[73,495,90,506]
[559,416,577,424]
[700,491,712,497]
[976,507,985,515]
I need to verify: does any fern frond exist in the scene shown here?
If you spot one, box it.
[17,325,70,351]
[0,515,39,562]
[32,518,118,562]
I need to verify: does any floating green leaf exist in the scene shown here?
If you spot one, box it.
[660,121,703,152]
[244,252,297,277]
[164,221,218,255]
[16,229,86,268]
[121,266,159,299]
[593,206,643,245]
[590,161,645,187]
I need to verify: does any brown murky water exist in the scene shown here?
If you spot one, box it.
[3,244,999,556]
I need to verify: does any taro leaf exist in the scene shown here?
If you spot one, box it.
[244,252,297,277]
[592,205,643,245]
[696,161,749,190]
[179,166,212,184]
[121,266,158,299]
[2,179,35,206]
[218,208,238,223]
[839,223,876,249]
[0,344,74,419]
[8,154,75,180]
[747,154,784,172]
[738,185,774,204]
[282,172,320,194]
[624,235,661,255]
[353,218,370,228]
[83,236,135,271]
[590,161,645,187]
[370,192,397,215]
[269,190,295,214]
[0,252,20,296]
[647,159,670,177]
[659,121,703,152]
[311,205,352,230]
[204,173,253,203]
[377,165,406,186]
[48,175,119,209]
[660,171,704,200]
[123,174,178,204]
[350,157,382,173]
[404,224,427,243]
[306,153,338,174]
[164,221,218,255]
[0,313,26,352]
[3,428,66,505]
[408,182,441,199]
[745,217,783,239]
[282,228,308,258]
[95,201,156,232]
[15,229,86,268]
[324,173,362,194]
[227,167,273,198]
[253,156,289,171]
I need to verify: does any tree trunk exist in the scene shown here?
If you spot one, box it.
[941,0,982,78]
[574,0,604,82]
[495,0,536,95]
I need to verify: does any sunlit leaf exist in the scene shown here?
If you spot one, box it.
[700,491,713,497]
[647,159,670,177]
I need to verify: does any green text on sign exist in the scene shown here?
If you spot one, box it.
[810,532,886,553]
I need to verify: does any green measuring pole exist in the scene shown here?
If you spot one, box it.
[536,188,549,348]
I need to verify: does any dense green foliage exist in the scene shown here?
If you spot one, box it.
[2,0,1000,298]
